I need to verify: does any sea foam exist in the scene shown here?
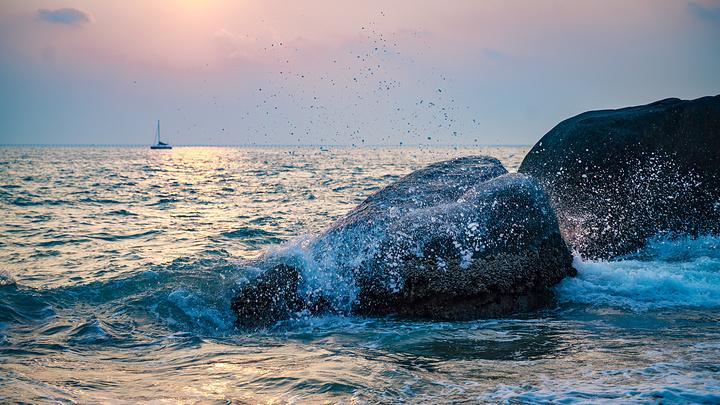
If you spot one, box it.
[555,235,720,312]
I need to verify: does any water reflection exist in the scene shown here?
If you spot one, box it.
[139,146,529,260]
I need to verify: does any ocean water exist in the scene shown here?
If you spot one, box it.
[1,146,719,404]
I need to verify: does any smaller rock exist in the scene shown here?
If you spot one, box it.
[231,264,330,329]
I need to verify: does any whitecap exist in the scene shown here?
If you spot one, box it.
[0,269,16,286]
[555,236,720,312]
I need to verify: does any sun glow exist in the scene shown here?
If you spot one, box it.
[178,0,220,6]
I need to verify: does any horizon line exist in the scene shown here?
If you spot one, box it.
[0,143,533,148]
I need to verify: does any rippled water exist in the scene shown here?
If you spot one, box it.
[1,146,719,404]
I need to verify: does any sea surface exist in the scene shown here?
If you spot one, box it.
[1,146,719,404]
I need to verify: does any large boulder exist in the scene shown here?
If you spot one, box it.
[519,95,720,259]
[232,156,575,327]
[342,172,575,320]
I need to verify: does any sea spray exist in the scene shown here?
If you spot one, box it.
[0,269,16,286]
[239,232,362,323]
[555,235,720,312]
[3,146,719,404]
[234,157,575,325]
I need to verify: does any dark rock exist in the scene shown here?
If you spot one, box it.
[312,156,509,267]
[231,263,330,329]
[310,156,575,320]
[232,155,575,325]
[519,95,720,259]
[324,156,510,235]
[231,264,301,329]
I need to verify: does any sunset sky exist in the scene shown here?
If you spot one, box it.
[1,0,719,146]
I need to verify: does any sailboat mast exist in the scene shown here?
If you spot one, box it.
[150,119,171,149]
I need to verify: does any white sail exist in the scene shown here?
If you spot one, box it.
[150,120,171,149]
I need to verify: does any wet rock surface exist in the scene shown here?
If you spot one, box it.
[347,172,575,320]
[231,263,331,330]
[519,95,720,259]
[232,156,575,327]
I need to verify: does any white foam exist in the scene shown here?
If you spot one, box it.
[556,236,720,312]
[0,269,16,286]
[483,370,720,405]
[262,233,360,313]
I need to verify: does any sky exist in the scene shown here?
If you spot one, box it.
[1,0,719,146]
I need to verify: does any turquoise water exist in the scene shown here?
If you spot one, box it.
[1,146,719,404]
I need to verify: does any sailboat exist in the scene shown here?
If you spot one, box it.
[150,120,172,150]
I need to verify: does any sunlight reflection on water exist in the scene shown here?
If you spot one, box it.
[3,146,717,404]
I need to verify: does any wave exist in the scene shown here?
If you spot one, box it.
[78,198,124,205]
[0,252,241,339]
[108,209,137,216]
[38,238,91,247]
[221,227,280,239]
[556,235,720,312]
[86,230,159,242]
[250,231,720,325]
[219,226,287,248]
[6,197,72,207]
[148,198,180,205]
[0,269,15,284]
[4,234,719,344]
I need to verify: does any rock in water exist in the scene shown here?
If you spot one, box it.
[519,95,720,259]
[307,156,575,320]
[231,264,331,329]
[232,156,575,326]
[231,264,303,330]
